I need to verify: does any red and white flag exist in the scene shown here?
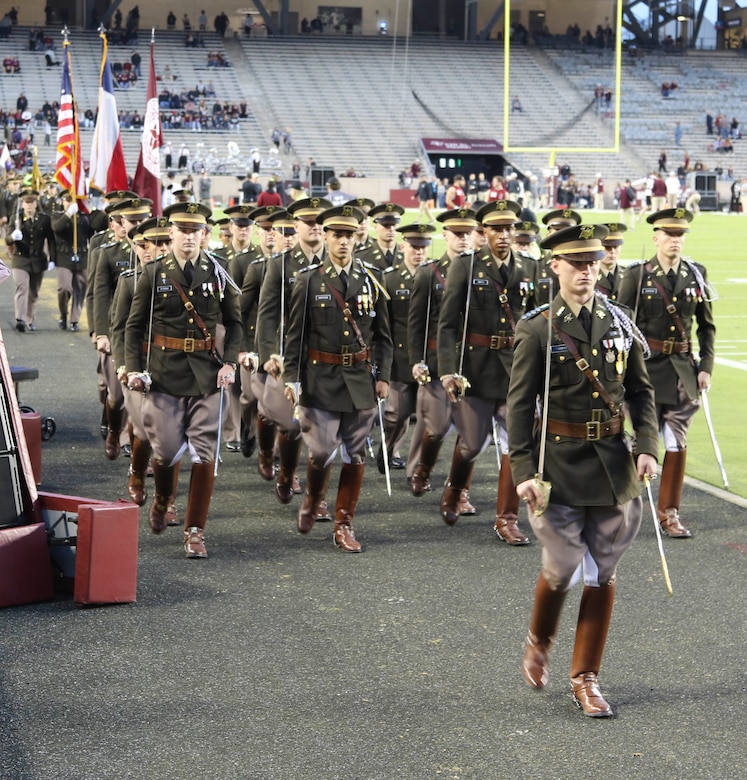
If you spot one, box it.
[54,41,88,209]
[131,37,163,214]
[88,33,128,192]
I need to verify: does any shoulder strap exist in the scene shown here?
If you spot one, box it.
[168,274,223,363]
[328,284,369,352]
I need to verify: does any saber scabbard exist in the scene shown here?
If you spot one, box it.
[644,474,673,598]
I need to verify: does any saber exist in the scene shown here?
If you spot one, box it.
[214,384,225,477]
[700,389,729,489]
[377,397,391,496]
[532,281,554,515]
[491,416,502,471]
[644,474,673,597]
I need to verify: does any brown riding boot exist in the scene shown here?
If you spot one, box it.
[105,402,123,460]
[165,460,182,526]
[570,582,617,717]
[297,459,332,534]
[275,432,302,504]
[127,436,152,506]
[183,461,216,558]
[522,573,567,689]
[256,415,277,481]
[494,454,529,545]
[333,462,365,552]
[439,449,474,525]
[148,458,177,535]
[410,433,443,497]
[657,450,691,538]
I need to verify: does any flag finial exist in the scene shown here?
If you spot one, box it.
[151,27,155,44]
[62,26,70,45]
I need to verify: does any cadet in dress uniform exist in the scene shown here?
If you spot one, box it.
[512,220,541,262]
[125,203,242,558]
[377,222,435,473]
[234,205,281,458]
[595,222,627,301]
[617,209,715,538]
[534,208,582,306]
[5,188,56,332]
[111,218,175,514]
[508,224,658,717]
[256,197,332,505]
[407,208,479,519]
[437,200,535,545]
[282,205,393,552]
[93,197,152,460]
[356,203,405,271]
[51,191,93,331]
[348,197,376,255]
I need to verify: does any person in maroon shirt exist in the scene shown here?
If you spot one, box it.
[257,179,283,207]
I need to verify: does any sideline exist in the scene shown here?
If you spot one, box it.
[684,475,747,509]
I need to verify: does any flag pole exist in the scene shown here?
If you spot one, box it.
[60,26,79,256]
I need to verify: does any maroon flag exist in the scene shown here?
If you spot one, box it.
[131,37,163,214]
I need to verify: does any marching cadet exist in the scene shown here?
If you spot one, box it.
[508,224,657,717]
[256,196,332,506]
[377,222,436,474]
[282,205,393,552]
[40,179,61,214]
[617,208,716,538]
[595,223,628,301]
[215,217,231,249]
[0,174,22,232]
[356,202,405,270]
[512,220,541,261]
[407,208,479,518]
[5,187,56,332]
[110,217,177,519]
[348,196,375,254]
[534,208,582,306]
[437,200,536,545]
[51,191,93,331]
[125,202,242,558]
[233,205,281,458]
[93,197,152,460]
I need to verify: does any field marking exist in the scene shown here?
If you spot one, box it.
[715,356,747,371]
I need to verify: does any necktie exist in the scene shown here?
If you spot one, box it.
[667,268,676,286]
[339,269,348,290]
[607,272,615,288]
[578,306,592,338]
[183,261,194,286]
[499,264,509,286]
[385,250,394,266]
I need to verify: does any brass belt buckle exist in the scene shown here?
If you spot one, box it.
[490,335,500,349]
[183,337,195,352]
[586,421,601,440]
[662,339,674,355]
[341,353,353,367]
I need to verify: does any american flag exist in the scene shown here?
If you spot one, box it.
[55,44,87,206]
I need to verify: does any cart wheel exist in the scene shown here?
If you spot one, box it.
[41,416,57,441]
[19,404,35,414]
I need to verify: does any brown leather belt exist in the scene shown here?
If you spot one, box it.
[646,337,689,355]
[152,333,213,352]
[548,416,622,441]
[467,333,515,350]
[308,347,370,366]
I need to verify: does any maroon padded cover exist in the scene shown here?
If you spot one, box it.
[0,523,54,608]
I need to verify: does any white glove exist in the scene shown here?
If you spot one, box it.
[66,203,79,217]
[10,229,23,242]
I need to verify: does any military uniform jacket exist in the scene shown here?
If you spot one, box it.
[222,243,259,287]
[85,228,116,333]
[437,248,537,401]
[283,259,393,414]
[50,211,92,272]
[8,212,56,273]
[595,264,626,302]
[110,266,140,370]
[507,295,658,507]
[383,262,417,383]
[125,252,242,397]
[408,253,452,377]
[239,255,270,352]
[533,252,559,306]
[256,244,326,365]
[356,241,403,271]
[617,257,715,404]
[93,239,134,337]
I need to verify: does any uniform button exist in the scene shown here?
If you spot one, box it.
[559,355,565,362]
[592,391,599,399]
[592,369,599,377]
[188,290,193,296]
[188,318,194,324]
[343,330,349,336]
[672,296,678,302]
[591,348,598,356]
[670,325,675,332]
[500,318,506,324]
[554,435,561,442]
